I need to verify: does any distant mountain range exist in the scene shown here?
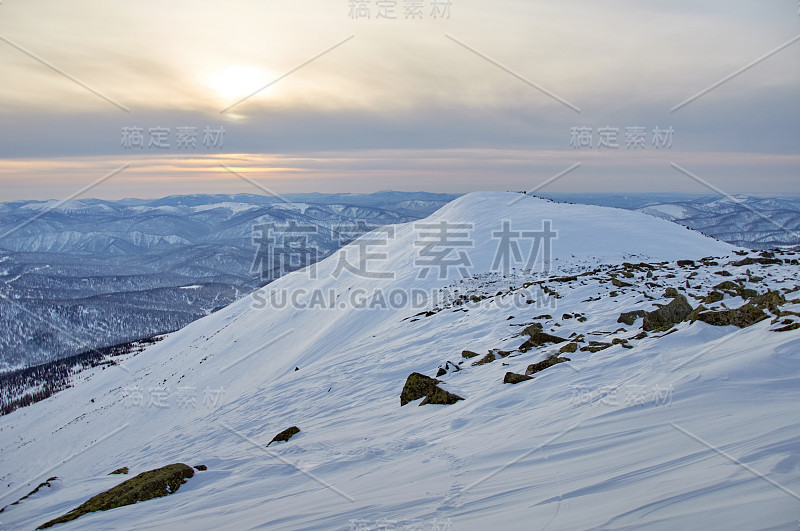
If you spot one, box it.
[0,192,458,370]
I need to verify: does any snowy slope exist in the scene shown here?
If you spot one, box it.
[1,192,799,530]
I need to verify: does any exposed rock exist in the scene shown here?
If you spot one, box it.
[525,355,570,376]
[419,387,464,406]
[696,304,768,328]
[109,467,129,475]
[503,372,533,384]
[38,464,194,529]
[193,465,207,471]
[617,310,646,326]
[580,342,612,353]
[518,323,567,352]
[559,342,578,354]
[400,373,463,406]
[268,426,301,446]
[472,352,496,366]
[1,477,58,514]
[677,260,695,267]
[664,287,680,298]
[703,291,724,304]
[400,373,439,406]
[612,277,632,288]
[461,350,480,359]
[731,257,782,266]
[643,295,693,332]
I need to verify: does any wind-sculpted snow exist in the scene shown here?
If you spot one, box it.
[2,192,798,529]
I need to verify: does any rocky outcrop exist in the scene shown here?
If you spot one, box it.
[38,464,195,529]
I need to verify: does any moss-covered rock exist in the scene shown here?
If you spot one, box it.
[37,464,194,529]
[664,287,680,298]
[525,355,570,376]
[773,322,800,332]
[472,352,496,366]
[519,323,567,352]
[643,295,693,332]
[696,303,769,328]
[580,342,612,352]
[703,291,724,304]
[193,465,207,471]
[400,373,463,406]
[617,310,646,325]
[612,277,632,288]
[461,350,480,359]
[731,257,782,266]
[268,426,300,446]
[503,372,533,384]
[559,342,578,354]
[419,387,463,406]
[109,467,129,475]
[400,373,439,406]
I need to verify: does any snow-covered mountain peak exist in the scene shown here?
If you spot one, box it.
[1,192,798,530]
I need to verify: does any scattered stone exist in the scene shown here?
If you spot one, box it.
[503,372,533,384]
[472,352,496,366]
[37,464,194,529]
[461,350,480,359]
[518,323,567,352]
[525,355,570,376]
[559,342,578,354]
[731,257,782,267]
[268,426,301,446]
[580,342,612,353]
[612,278,632,288]
[677,260,695,267]
[109,467,129,475]
[193,465,207,471]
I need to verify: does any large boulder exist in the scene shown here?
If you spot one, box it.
[643,295,693,332]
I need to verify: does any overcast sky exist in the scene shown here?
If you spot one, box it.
[0,0,798,200]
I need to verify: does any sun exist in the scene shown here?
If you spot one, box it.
[207,65,274,102]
